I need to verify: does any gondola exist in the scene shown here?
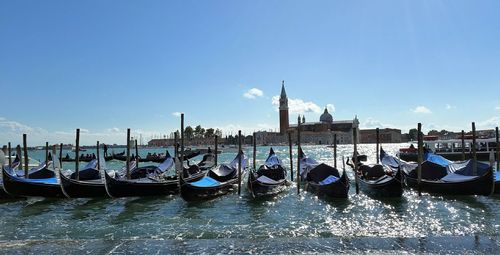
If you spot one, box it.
[382,149,494,196]
[104,151,215,197]
[299,149,349,198]
[59,159,108,198]
[113,149,201,163]
[180,151,247,201]
[61,154,113,162]
[2,160,65,198]
[247,148,288,198]
[346,152,403,198]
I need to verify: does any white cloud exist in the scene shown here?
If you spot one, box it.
[326,104,336,113]
[80,128,90,134]
[412,106,432,114]
[495,106,500,111]
[243,88,264,99]
[172,112,182,117]
[272,96,322,114]
[0,117,35,133]
[445,104,455,110]
[107,127,121,133]
[477,116,500,129]
[360,118,386,129]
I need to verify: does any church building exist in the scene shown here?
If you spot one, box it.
[254,82,359,145]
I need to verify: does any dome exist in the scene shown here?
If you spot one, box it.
[319,108,333,123]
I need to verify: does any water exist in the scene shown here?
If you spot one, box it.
[0,144,498,254]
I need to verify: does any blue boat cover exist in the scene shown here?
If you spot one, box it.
[319,175,339,186]
[189,176,221,188]
[450,160,491,176]
[12,174,58,184]
[424,152,452,167]
[265,149,282,168]
[441,173,479,182]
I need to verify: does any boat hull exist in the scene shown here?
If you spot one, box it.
[306,173,350,198]
[247,174,287,198]
[359,170,403,197]
[402,170,494,196]
[104,170,206,198]
[2,167,64,198]
[60,172,106,198]
[400,152,496,162]
[180,178,239,202]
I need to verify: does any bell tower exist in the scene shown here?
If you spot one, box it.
[279,81,289,134]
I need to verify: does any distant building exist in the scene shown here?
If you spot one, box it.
[279,81,289,134]
[254,82,359,145]
[359,128,402,144]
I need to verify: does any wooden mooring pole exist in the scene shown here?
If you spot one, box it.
[297,116,301,195]
[75,129,80,180]
[288,131,293,181]
[126,128,131,180]
[23,134,28,178]
[238,130,242,195]
[417,123,423,196]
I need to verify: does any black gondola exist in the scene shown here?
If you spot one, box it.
[347,152,403,198]
[247,148,288,198]
[299,149,349,198]
[382,149,494,196]
[104,152,215,197]
[60,160,108,198]
[61,154,113,162]
[180,151,247,202]
[2,161,65,198]
[113,150,200,163]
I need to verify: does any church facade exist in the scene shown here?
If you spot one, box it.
[254,82,359,145]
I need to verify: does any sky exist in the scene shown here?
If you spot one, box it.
[1,0,500,145]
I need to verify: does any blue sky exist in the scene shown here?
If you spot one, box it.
[1,0,500,145]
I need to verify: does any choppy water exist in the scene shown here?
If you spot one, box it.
[0,144,498,254]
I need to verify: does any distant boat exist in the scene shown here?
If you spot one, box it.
[399,138,498,162]
[72,147,87,152]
